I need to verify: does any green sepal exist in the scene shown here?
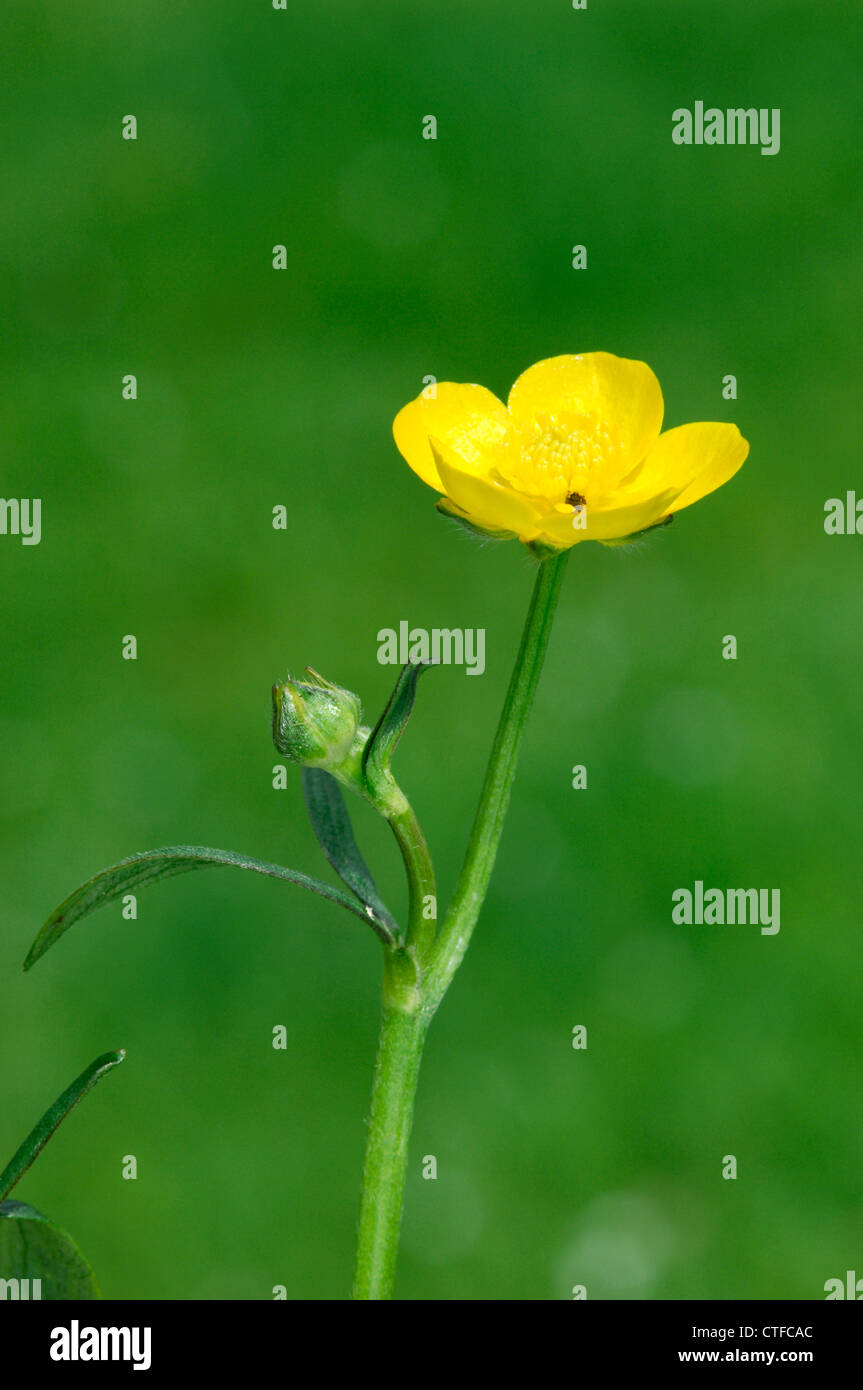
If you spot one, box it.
[0,1202,102,1299]
[523,537,568,560]
[24,845,393,970]
[302,768,401,943]
[599,513,674,547]
[435,496,515,541]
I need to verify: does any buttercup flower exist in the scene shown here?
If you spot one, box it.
[393,352,748,550]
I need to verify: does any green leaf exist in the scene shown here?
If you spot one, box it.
[24,845,392,970]
[0,1201,100,1299]
[302,769,400,943]
[0,1051,125,1203]
[362,662,433,799]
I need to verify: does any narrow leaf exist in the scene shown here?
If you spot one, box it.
[0,1050,125,1203]
[0,1201,101,1299]
[25,845,393,971]
[302,769,400,941]
[362,662,433,795]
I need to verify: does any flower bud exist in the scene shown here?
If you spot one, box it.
[271,668,362,770]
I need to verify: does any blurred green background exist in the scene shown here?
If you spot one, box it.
[1,0,861,1300]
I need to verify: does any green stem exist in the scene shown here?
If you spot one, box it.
[426,551,569,1005]
[351,967,428,1300]
[387,801,437,961]
[351,550,568,1299]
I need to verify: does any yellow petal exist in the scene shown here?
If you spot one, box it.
[536,489,679,548]
[506,352,664,470]
[392,383,509,491]
[636,422,749,512]
[433,444,543,538]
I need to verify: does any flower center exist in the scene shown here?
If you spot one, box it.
[497,411,627,505]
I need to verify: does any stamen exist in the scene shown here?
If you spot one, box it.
[497,412,628,505]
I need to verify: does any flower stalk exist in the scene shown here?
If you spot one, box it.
[351,550,569,1298]
[351,988,428,1301]
[426,551,569,1008]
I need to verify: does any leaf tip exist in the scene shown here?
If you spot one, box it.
[22,934,48,972]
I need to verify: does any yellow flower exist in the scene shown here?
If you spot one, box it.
[393,352,748,551]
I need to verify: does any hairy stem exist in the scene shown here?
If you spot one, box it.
[351,551,568,1299]
[351,970,428,1300]
[387,801,437,961]
[426,551,569,1005]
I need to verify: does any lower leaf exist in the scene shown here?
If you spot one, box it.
[25,845,393,970]
[0,1201,100,1299]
